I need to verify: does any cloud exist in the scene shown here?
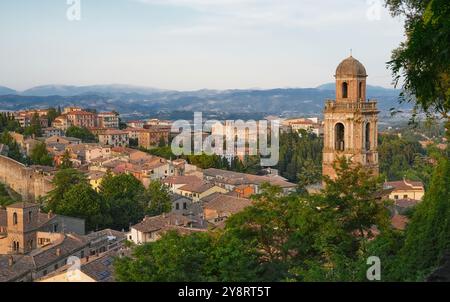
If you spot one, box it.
[134,0,393,34]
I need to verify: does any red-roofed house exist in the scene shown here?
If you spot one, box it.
[385,179,425,201]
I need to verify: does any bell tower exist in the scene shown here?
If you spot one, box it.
[322,56,379,180]
[6,203,39,254]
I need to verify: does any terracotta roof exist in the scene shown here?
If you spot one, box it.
[30,234,89,269]
[336,56,367,77]
[66,111,95,116]
[391,214,409,231]
[163,175,203,186]
[385,179,424,191]
[80,250,117,282]
[131,213,193,233]
[203,194,253,216]
[203,168,296,188]
[100,130,129,136]
[395,198,420,208]
[179,182,214,194]
[0,255,34,282]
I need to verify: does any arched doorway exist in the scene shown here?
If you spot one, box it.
[335,123,345,151]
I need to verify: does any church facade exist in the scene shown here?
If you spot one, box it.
[322,56,379,180]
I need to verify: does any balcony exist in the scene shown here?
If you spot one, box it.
[325,100,379,113]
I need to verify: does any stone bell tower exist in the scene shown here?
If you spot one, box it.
[6,203,39,254]
[322,56,379,180]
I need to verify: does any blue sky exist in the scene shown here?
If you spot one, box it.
[0,0,405,91]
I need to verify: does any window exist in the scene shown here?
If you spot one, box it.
[13,213,18,225]
[342,82,348,98]
[183,203,187,210]
[28,211,32,223]
[394,195,399,200]
[176,203,180,210]
[359,82,363,99]
[365,123,371,151]
[335,123,345,151]
[404,195,408,199]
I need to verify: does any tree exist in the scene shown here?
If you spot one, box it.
[57,182,105,231]
[0,131,25,163]
[114,231,262,282]
[59,150,73,169]
[45,168,87,212]
[0,183,16,208]
[383,0,450,281]
[23,113,42,137]
[144,180,172,216]
[65,126,96,142]
[158,136,166,148]
[386,0,450,131]
[30,142,53,166]
[99,173,145,230]
[389,155,450,281]
[47,107,59,124]
[276,131,323,183]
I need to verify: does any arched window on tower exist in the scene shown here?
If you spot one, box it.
[365,123,371,151]
[342,82,348,98]
[13,213,18,225]
[358,82,362,99]
[335,123,345,151]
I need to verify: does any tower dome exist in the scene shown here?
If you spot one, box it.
[335,56,367,77]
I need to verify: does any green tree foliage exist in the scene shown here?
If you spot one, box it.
[23,113,42,137]
[56,182,105,231]
[45,168,87,213]
[65,126,96,142]
[378,133,427,179]
[381,0,450,281]
[114,231,262,282]
[59,150,73,169]
[114,159,391,282]
[30,142,53,166]
[0,131,25,163]
[386,0,450,122]
[145,146,175,159]
[0,183,16,208]
[186,153,229,170]
[276,130,323,184]
[144,180,172,216]
[387,155,450,281]
[0,113,21,133]
[47,107,59,124]
[99,173,145,230]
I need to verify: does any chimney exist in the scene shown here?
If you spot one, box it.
[56,248,61,256]
[8,256,14,267]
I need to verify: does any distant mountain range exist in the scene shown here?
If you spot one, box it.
[0,83,408,119]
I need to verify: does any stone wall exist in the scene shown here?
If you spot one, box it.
[0,155,53,202]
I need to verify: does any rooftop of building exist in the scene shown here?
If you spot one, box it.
[203,168,297,188]
[385,179,425,191]
[131,213,195,233]
[335,55,367,77]
[202,193,253,215]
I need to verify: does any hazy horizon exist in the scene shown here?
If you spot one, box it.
[0,0,405,91]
